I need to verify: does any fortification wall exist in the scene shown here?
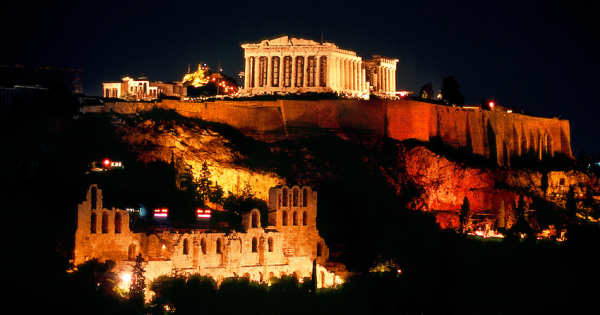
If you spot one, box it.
[97,99,572,164]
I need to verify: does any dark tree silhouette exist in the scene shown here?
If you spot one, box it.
[130,254,146,301]
[441,76,465,106]
[459,196,472,234]
[419,82,434,99]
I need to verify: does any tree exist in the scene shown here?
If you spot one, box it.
[197,161,213,202]
[459,196,472,234]
[507,195,535,239]
[130,254,146,302]
[440,76,465,106]
[419,82,434,99]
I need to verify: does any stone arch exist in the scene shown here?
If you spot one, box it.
[268,237,274,252]
[259,272,264,283]
[293,187,299,206]
[252,237,258,253]
[302,211,308,226]
[293,211,298,226]
[128,243,137,260]
[114,212,122,234]
[282,188,288,207]
[302,188,308,206]
[101,212,109,234]
[243,272,251,279]
[282,210,288,226]
[90,213,97,234]
[91,186,97,210]
[216,238,223,254]
[201,238,207,254]
[183,238,189,255]
[252,210,259,228]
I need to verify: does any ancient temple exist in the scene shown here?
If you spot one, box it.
[239,36,398,98]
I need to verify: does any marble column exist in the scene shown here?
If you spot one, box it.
[267,56,272,87]
[244,57,250,89]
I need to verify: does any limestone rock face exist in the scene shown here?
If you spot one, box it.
[387,144,593,229]
[117,118,284,200]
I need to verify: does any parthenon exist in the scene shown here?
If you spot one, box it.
[239,36,398,98]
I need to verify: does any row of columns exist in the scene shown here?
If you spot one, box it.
[244,54,366,93]
[375,66,396,93]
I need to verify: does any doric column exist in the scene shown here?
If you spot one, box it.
[244,57,250,89]
[303,53,308,88]
[267,56,272,88]
[316,55,321,88]
[254,56,260,90]
[291,55,297,89]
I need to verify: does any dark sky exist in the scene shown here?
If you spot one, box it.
[2,0,599,157]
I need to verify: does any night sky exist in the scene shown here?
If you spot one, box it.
[2,0,599,157]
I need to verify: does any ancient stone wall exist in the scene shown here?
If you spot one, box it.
[73,185,344,298]
[92,99,572,164]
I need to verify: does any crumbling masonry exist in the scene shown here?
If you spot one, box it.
[73,185,345,292]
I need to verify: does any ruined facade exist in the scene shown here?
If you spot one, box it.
[239,36,398,97]
[103,77,184,100]
[73,185,345,293]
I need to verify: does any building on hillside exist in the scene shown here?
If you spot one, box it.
[73,184,346,295]
[102,77,184,100]
[239,36,398,98]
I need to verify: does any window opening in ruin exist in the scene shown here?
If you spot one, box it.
[282,210,288,226]
[90,213,97,234]
[91,186,97,210]
[201,238,207,254]
[271,57,280,87]
[307,56,317,87]
[293,211,298,226]
[317,243,323,257]
[560,178,566,186]
[295,57,304,87]
[128,244,136,260]
[303,188,308,207]
[283,56,292,87]
[282,188,288,207]
[115,213,121,233]
[252,237,258,253]
[259,56,268,87]
[216,238,222,254]
[183,239,189,255]
[293,188,299,206]
[268,237,274,252]
[252,211,259,228]
[302,211,307,226]
[319,57,327,87]
[102,212,108,233]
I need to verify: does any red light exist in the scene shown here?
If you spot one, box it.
[103,159,110,166]
[489,101,495,108]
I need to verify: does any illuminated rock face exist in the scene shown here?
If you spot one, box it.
[89,98,573,166]
[73,185,344,295]
[240,36,398,98]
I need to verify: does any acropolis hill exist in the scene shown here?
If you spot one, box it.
[86,98,572,166]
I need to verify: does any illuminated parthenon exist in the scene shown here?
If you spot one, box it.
[239,36,398,98]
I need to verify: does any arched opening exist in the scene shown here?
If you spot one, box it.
[293,211,298,226]
[282,188,288,207]
[101,212,109,234]
[317,243,323,257]
[201,238,207,254]
[90,213,97,234]
[114,213,122,234]
[303,188,308,206]
[216,238,222,254]
[128,244,137,260]
[251,211,259,228]
[183,239,189,255]
[91,186,97,210]
[282,210,288,226]
[268,237,274,252]
[293,187,299,206]
[243,272,251,279]
[302,211,307,226]
[252,237,258,253]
